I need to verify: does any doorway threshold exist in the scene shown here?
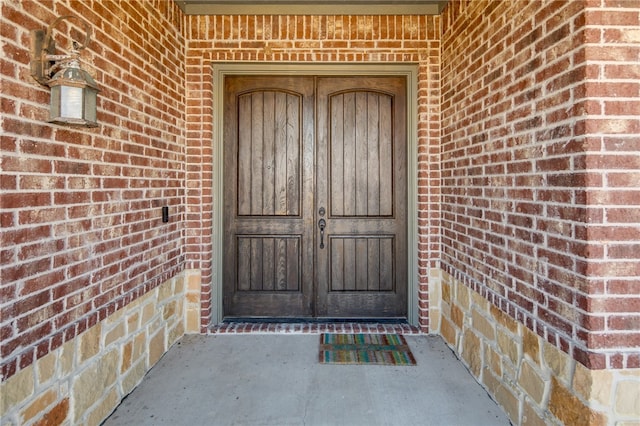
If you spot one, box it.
[209,320,422,335]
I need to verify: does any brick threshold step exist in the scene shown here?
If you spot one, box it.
[209,321,422,335]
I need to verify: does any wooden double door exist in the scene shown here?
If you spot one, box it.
[223,75,407,319]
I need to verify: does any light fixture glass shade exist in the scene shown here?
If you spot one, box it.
[47,62,99,127]
[59,86,83,119]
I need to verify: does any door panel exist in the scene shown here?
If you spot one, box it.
[237,90,301,216]
[223,75,407,319]
[329,91,394,217]
[329,236,394,292]
[223,76,315,318]
[316,76,407,318]
[236,236,300,291]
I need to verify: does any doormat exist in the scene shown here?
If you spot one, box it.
[319,333,416,366]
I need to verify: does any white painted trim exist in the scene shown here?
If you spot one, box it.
[211,63,419,326]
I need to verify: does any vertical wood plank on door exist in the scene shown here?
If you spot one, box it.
[286,237,300,291]
[286,94,300,216]
[367,94,381,216]
[237,238,251,291]
[262,237,275,291]
[367,238,380,291]
[251,93,264,215]
[274,92,288,216]
[355,93,368,216]
[379,95,393,216]
[343,93,356,216]
[238,95,253,216]
[343,238,356,290]
[263,92,276,216]
[380,237,393,291]
[250,238,263,290]
[330,95,344,216]
[330,238,344,291]
[275,237,287,290]
[355,238,368,290]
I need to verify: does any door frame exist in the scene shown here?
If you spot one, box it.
[211,62,420,326]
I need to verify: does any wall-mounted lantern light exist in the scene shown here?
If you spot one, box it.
[30,15,99,127]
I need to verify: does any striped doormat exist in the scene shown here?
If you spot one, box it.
[319,333,416,366]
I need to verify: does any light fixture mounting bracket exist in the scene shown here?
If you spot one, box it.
[30,15,92,85]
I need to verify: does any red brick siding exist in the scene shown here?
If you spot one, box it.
[442,0,639,369]
[183,15,442,330]
[582,1,640,369]
[0,0,185,380]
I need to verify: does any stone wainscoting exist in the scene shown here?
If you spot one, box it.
[0,271,194,426]
[435,269,640,425]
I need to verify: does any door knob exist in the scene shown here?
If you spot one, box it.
[318,218,326,249]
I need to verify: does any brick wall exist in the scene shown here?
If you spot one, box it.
[441,0,639,371]
[183,14,442,330]
[581,1,640,369]
[0,0,185,381]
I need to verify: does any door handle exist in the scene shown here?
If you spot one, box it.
[318,218,326,249]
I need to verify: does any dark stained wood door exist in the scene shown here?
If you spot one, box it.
[223,75,407,319]
[316,76,407,318]
[223,76,315,317]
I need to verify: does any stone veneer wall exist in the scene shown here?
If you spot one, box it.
[0,272,194,425]
[436,269,640,425]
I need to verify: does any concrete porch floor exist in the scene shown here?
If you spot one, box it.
[103,332,511,426]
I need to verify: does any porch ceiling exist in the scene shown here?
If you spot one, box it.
[176,0,448,15]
